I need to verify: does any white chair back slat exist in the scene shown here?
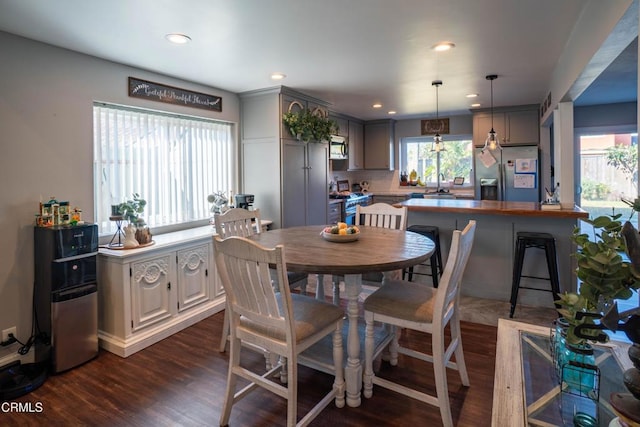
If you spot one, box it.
[356,203,407,230]
[214,208,261,238]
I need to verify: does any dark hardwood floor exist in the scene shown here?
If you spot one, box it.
[2,310,497,426]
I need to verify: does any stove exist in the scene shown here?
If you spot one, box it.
[330,192,371,224]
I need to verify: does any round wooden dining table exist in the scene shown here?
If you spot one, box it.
[248,225,435,407]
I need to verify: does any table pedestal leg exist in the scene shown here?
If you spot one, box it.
[343,273,362,407]
[315,274,325,300]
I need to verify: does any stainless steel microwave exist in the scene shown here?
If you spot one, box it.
[329,135,348,160]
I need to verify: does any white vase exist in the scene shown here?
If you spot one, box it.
[123,224,140,249]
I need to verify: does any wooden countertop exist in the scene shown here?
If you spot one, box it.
[396,198,588,219]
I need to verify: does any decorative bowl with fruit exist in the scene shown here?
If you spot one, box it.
[321,222,360,242]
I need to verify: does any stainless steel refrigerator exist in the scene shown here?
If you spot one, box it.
[474,145,540,202]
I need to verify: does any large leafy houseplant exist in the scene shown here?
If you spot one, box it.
[558,214,640,344]
[282,109,337,143]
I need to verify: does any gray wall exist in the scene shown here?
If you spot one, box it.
[0,31,239,364]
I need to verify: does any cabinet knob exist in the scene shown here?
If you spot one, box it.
[167,282,171,290]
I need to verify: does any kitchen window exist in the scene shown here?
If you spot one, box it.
[400,136,474,187]
[93,103,235,234]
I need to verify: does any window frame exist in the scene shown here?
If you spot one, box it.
[399,135,475,188]
[93,102,237,237]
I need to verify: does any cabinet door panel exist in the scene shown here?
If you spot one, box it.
[364,121,394,170]
[177,244,209,312]
[473,113,506,147]
[507,110,539,144]
[282,141,307,227]
[131,255,173,332]
[348,121,364,170]
[307,142,329,225]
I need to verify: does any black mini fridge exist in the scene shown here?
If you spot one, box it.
[34,224,99,373]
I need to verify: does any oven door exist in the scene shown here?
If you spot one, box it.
[344,204,357,225]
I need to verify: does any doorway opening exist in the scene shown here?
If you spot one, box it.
[578,132,638,227]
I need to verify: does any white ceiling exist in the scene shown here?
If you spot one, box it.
[0,0,635,120]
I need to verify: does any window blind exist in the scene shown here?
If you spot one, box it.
[93,103,234,234]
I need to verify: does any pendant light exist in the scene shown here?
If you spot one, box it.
[483,74,502,151]
[430,80,445,152]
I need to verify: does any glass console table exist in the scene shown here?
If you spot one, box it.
[492,319,632,426]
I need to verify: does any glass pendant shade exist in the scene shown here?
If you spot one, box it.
[430,80,445,152]
[485,128,501,151]
[431,133,443,152]
[483,75,502,151]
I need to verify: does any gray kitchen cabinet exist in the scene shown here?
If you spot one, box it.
[240,86,329,228]
[282,140,329,227]
[328,200,343,224]
[348,120,364,170]
[473,106,539,147]
[364,119,395,170]
[329,113,349,137]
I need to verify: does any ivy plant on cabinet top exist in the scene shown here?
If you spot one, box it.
[282,109,338,143]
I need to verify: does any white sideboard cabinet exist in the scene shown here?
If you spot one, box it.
[98,226,224,357]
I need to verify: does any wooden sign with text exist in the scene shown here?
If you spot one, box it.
[128,77,222,112]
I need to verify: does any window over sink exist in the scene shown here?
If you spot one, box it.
[399,136,474,188]
[93,103,235,235]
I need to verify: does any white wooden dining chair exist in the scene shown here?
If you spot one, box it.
[362,220,476,427]
[356,202,408,230]
[213,235,345,427]
[327,203,408,303]
[214,208,308,353]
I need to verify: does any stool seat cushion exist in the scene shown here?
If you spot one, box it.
[241,293,344,342]
[363,279,436,323]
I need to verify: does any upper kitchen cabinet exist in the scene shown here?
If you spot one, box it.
[348,120,364,170]
[364,119,395,170]
[329,113,349,137]
[472,105,539,147]
[240,86,330,229]
[329,112,364,171]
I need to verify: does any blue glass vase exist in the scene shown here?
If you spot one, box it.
[562,343,596,395]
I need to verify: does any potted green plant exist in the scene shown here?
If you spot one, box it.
[282,109,337,143]
[557,214,640,345]
[117,193,147,226]
[117,193,152,244]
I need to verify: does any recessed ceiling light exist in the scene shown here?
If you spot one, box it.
[165,33,191,44]
[466,93,479,98]
[372,103,382,109]
[388,111,397,115]
[270,73,286,80]
[471,103,481,107]
[432,41,455,52]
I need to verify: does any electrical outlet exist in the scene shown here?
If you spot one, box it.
[2,327,16,343]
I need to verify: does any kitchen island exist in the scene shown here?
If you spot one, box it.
[396,198,589,308]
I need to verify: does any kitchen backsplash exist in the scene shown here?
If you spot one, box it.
[330,169,400,192]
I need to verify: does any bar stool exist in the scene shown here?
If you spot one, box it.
[402,224,443,287]
[509,231,560,318]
